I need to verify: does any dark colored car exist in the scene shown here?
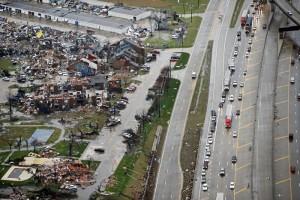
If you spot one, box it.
[291,166,296,174]
[263,24,267,29]
[236,110,240,116]
[232,155,237,164]
[289,133,294,142]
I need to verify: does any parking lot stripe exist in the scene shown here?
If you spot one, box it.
[275,100,288,105]
[274,135,288,140]
[245,75,258,81]
[237,142,251,149]
[239,123,253,129]
[234,187,247,195]
[241,105,255,112]
[274,156,289,162]
[275,178,290,185]
[274,117,288,122]
[236,163,251,171]
[277,84,289,89]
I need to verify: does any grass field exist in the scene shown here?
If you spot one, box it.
[8,150,32,163]
[46,128,62,144]
[0,152,10,164]
[53,141,88,158]
[174,52,190,70]
[81,160,101,172]
[0,58,15,72]
[103,0,209,13]
[230,0,245,28]
[105,79,180,199]
[145,16,201,48]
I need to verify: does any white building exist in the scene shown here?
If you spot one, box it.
[109,7,151,21]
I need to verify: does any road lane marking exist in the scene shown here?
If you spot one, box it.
[275,100,288,105]
[277,84,289,89]
[236,163,251,171]
[245,75,258,81]
[288,52,293,199]
[239,123,254,130]
[241,105,255,112]
[274,156,289,162]
[278,70,289,75]
[275,178,290,185]
[274,135,288,140]
[243,90,256,96]
[237,142,251,149]
[274,117,288,122]
[234,187,247,195]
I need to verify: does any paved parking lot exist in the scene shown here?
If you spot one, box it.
[273,41,292,200]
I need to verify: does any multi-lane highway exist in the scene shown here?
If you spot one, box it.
[153,0,223,199]
[272,0,300,26]
[192,1,272,200]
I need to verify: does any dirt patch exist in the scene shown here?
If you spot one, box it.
[180,40,213,200]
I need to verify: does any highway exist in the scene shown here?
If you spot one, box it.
[272,0,300,26]
[153,0,223,199]
[192,1,272,200]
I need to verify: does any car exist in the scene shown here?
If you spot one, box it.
[237,35,241,41]
[263,24,267,29]
[221,97,225,103]
[243,70,247,76]
[211,115,216,122]
[250,3,254,7]
[206,150,211,157]
[208,137,213,144]
[192,71,197,79]
[234,45,239,51]
[288,11,293,16]
[234,51,238,57]
[219,168,225,177]
[253,26,257,31]
[240,82,244,87]
[245,51,249,58]
[289,133,294,142]
[201,169,206,176]
[252,10,256,15]
[205,142,210,151]
[291,59,295,65]
[211,110,217,116]
[232,155,237,164]
[290,166,296,174]
[219,102,224,108]
[229,95,234,102]
[201,176,207,184]
[58,71,63,75]
[237,31,241,36]
[202,183,208,191]
[297,93,300,100]
[248,38,252,44]
[208,132,213,138]
[229,182,235,190]
[171,34,179,39]
[236,109,240,116]
[238,94,242,101]
[94,147,105,153]
[222,91,226,98]
[2,77,9,81]
[232,130,238,138]
[232,81,238,87]
[247,46,252,52]
[290,77,295,84]
[251,32,255,37]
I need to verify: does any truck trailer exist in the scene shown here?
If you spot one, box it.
[223,70,231,91]
[245,16,253,33]
[240,9,249,27]
[225,104,233,128]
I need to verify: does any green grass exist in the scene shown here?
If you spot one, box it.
[0,165,10,179]
[0,126,60,149]
[46,128,61,144]
[0,58,15,72]
[180,40,212,200]
[174,52,190,70]
[53,141,88,158]
[230,0,245,28]
[81,160,101,172]
[145,17,201,48]
[106,79,180,199]
[8,150,31,163]
[0,152,10,164]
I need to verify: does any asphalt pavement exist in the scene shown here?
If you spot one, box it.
[153,0,223,199]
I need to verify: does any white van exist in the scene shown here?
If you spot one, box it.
[192,71,197,79]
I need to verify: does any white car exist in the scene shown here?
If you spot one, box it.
[232,81,238,87]
[57,71,63,75]
[206,150,211,157]
[248,38,252,44]
[232,130,237,138]
[234,51,238,57]
[245,51,249,58]
[253,26,257,31]
[230,182,235,190]
[240,82,244,87]
[202,183,208,191]
[171,34,179,39]
[2,77,10,81]
[201,169,206,176]
[208,138,213,144]
[288,11,293,16]
[229,94,234,102]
